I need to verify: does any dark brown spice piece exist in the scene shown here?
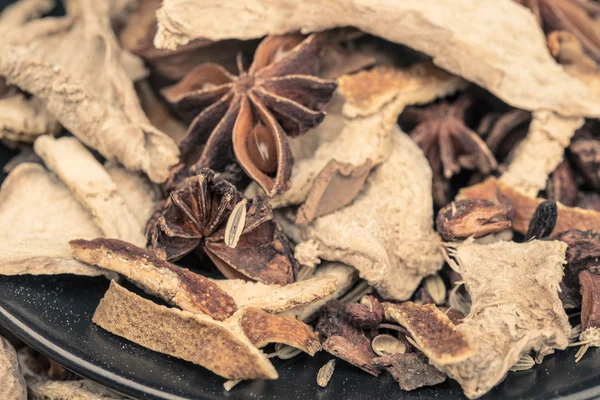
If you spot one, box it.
[47,360,74,381]
[577,192,600,211]
[476,108,531,166]
[546,160,579,207]
[526,200,558,240]
[554,230,600,288]
[162,34,337,198]
[372,352,446,391]
[146,169,297,285]
[580,270,600,332]
[569,138,600,190]
[436,199,513,241]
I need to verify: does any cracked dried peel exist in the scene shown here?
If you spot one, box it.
[439,240,570,399]
[70,238,237,321]
[383,302,473,365]
[93,281,278,380]
[290,128,444,300]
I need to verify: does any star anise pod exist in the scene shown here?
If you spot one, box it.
[146,168,297,285]
[162,34,337,198]
[476,108,532,165]
[516,0,600,63]
[400,95,497,206]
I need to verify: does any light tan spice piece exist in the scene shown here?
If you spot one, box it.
[153,0,600,118]
[225,199,248,248]
[0,336,26,400]
[317,359,336,388]
[509,354,535,372]
[371,334,406,357]
[27,379,127,400]
[423,274,446,305]
[93,281,278,380]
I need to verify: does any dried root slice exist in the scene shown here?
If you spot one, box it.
[291,129,444,300]
[229,307,321,356]
[93,281,277,380]
[27,378,127,400]
[441,240,570,399]
[0,336,26,400]
[213,274,338,313]
[383,302,473,366]
[372,352,446,392]
[296,159,372,224]
[0,163,112,278]
[35,136,146,246]
[154,0,600,117]
[317,359,336,388]
[0,95,60,143]
[270,62,466,209]
[281,262,358,322]
[70,238,237,321]
[458,177,600,235]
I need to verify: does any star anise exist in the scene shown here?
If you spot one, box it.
[476,108,532,166]
[400,95,497,207]
[516,0,600,63]
[162,34,337,198]
[146,168,297,285]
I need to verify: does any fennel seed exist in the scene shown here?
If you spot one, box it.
[224,199,247,248]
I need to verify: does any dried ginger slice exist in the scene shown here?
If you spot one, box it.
[34,136,146,247]
[213,275,338,313]
[0,0,179,183]
[93,281,278,380]
[0,163,111,278]
[440,240,570,399]
[458,177,600,235]
[280,262,358,322]
[70,238,237,321]
[26,379,127,400]
[269,62,466,209]
[290,128,444,300]
[154,0,600,118]
[227,307,321,356]
[499,111,584,197]
[0,337,26,400]
[383,302,473,366]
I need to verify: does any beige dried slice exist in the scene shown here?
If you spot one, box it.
[0,94,60,143]
[71,238,237,321]
[0,163,111,278]
[458,177,600,235]
[228,307,321,356]
[0,336,26,400]
[104,161,160,229]
[35,136,146,247]
[289,128,444,300]
[0,0,179,183]
[281,262,358,322]
[383,302,473,366]
[3,147,42,174]
[154,0,600,118]
[499,111,584,197]
[317,359,336,388]
[296,159,372,224]
[212,274,338,313]
[27,379,127,400]
[270,62,466,209]
[440,240,570,399]
[93,281,278,380]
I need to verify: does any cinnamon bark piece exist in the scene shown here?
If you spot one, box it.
[93,281,277,380]
[296,159,372,224]
[153,0,600,118]
[458,177,600,235]
[0,163,111,278]
[213,275,337,313]
[70,238,237,321]
[290,128,444,300]
[35,136,146,247]
[440,239,570,399]
[0,337,26,400]
[0,0,180,183]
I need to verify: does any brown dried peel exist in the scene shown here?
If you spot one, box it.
[212,275,338,313]
[93,281,278,380]
[70,238,237,321]
[436,199,513,241]
[383,302,473,366]
[0,0,180,183]
[372,352,446,392]
[458,177,600,235]
[441,240,570,399]
[292,129,444,300]
[0,163,112,278]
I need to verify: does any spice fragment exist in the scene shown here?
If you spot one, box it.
[317,359,336,388]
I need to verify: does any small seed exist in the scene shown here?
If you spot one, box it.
[525,200,557,240]
[570,324,582,343]
[510,353,535,371]
[424,274,446,305]
[274,343,302,360]
[317,359,336,388]
[224,199,247,248]
[449,284,471,315]
[297,265,315,281]
[371,334,406,357]
[223,379,242,391]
